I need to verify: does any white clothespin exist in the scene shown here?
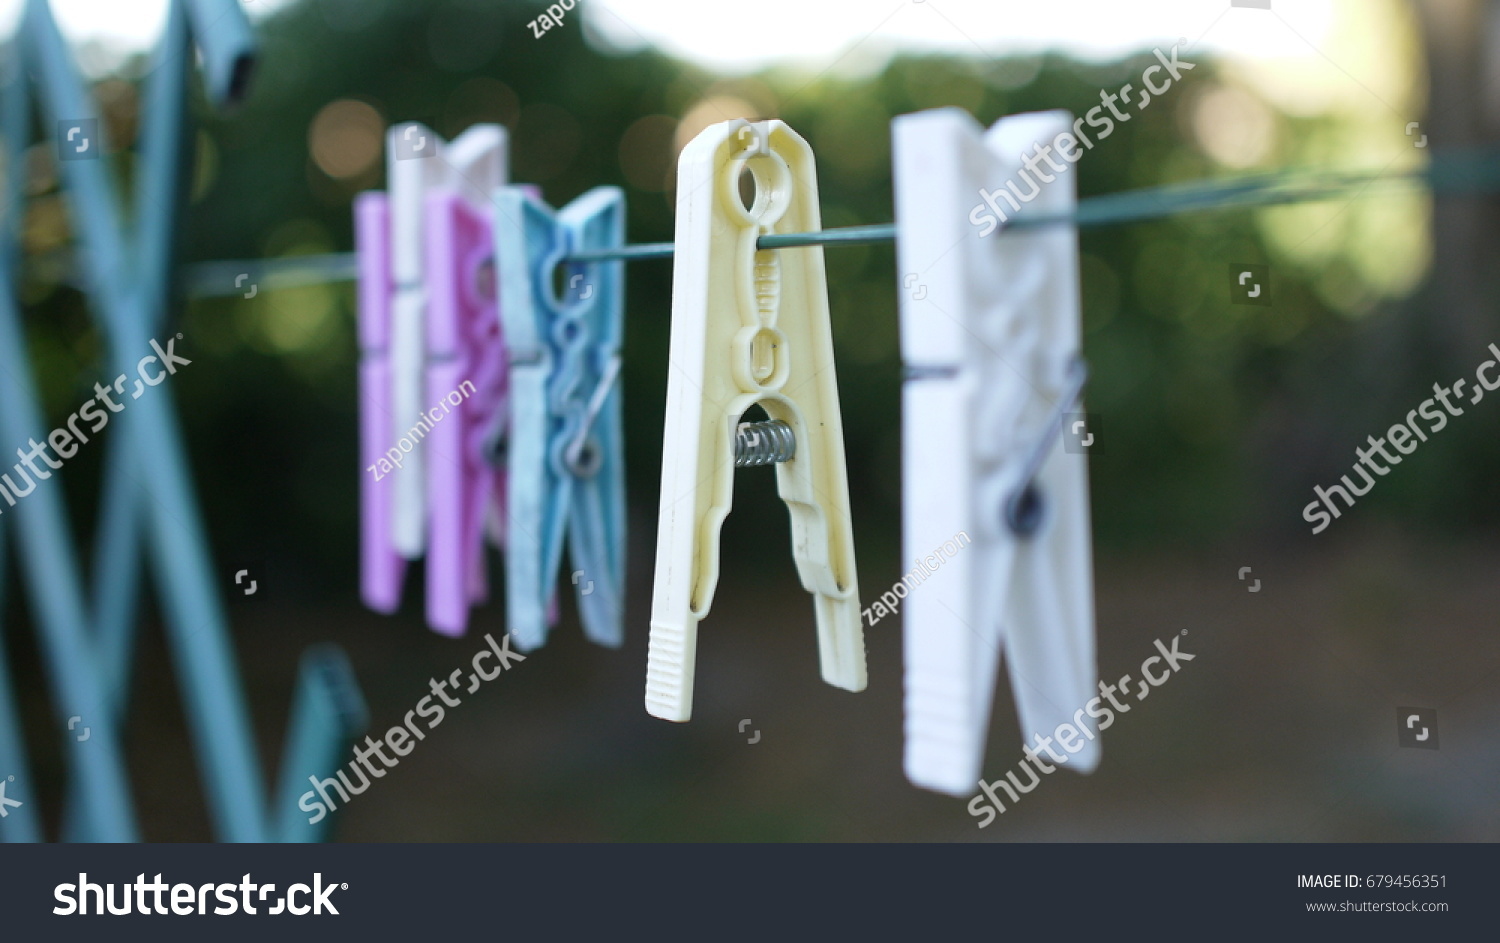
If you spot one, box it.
[386,121,506,559]
[893,108,1098,796]
[646,119,866,722]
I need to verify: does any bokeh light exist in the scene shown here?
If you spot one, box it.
[1191,84,1277,169]
[617,114,677,192]
[307,98,385,180]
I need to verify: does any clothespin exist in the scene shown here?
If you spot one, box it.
[358,122,506,631]
[492,186,627,651]
[356,190,403,613]
[892,108,1098,796]
[420,186,509,636]
[646,119,866,722]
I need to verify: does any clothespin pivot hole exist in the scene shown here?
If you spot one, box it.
[734,325,790,389]
[723,127,792,226]
[562,435,602,478]
[472,256,496,303]
[1004,482,1045,538]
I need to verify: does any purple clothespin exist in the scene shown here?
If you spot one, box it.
[357,192,405,614]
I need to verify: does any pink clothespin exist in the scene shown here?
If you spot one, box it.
[422,190,508,636]
[359,162,547,636]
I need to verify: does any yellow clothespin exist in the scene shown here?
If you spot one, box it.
[646,119,866,721]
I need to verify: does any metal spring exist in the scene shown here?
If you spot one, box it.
[734,419,795,467]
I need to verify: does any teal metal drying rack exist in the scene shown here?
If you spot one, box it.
[0,0,366,843]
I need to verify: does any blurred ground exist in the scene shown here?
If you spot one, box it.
[15,515,1490,843]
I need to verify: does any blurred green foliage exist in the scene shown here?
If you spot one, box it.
[14,0,1499,602]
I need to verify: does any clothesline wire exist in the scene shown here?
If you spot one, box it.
[179,149,1500,297]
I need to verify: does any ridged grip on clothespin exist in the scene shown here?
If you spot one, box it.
[647,119,866,722]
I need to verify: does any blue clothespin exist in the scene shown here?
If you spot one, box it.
[493,187,626,650]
